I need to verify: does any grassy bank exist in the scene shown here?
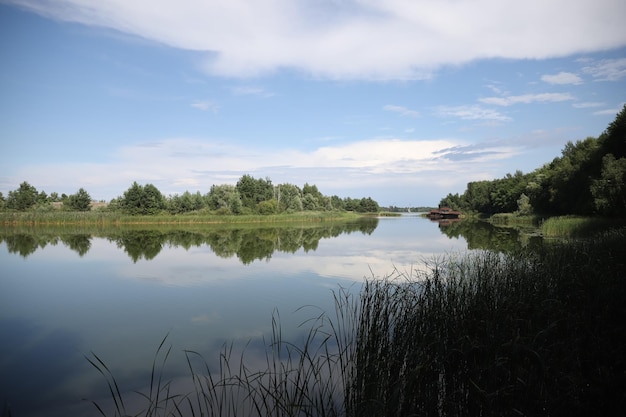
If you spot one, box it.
[487,212,541,226]
[540,215,625,238]
[0,210,365,227]
[487,213,626,239]
[85,229,625,417]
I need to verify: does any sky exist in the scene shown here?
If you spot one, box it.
[1,0,625,207]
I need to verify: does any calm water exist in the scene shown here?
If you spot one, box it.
[0,215,539,416]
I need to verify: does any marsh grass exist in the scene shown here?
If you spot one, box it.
[351,229,626,416]
[540,215,625,237]
[488,213,540,226]
[0,211,361,227]
[88,230,625,416]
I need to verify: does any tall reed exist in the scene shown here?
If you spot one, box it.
[540,215,622,237]
[349,229,626,416]
[0,211,361,226]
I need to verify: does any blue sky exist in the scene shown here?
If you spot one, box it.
[1,0,625,207]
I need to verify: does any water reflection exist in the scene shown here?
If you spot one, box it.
[61,234,92,257]
[0,216,548,417]
[433,218,543,252]
[2,233,59,257]
[0,218,378,263]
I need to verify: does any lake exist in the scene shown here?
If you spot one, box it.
[0,215,540,417]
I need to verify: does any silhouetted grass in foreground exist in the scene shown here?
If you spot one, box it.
[88,229,626,416]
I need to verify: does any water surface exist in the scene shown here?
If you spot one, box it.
[0,215,536,416]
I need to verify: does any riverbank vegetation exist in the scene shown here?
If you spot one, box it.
[0,209,368,227]
[439,105,625,219]
[0,175,381,224]
[87,228,625,417]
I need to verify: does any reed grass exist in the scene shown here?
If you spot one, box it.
[0,211,362,227]
[540,215,624,237]
[87,230,626,416]
[488,213,540,226]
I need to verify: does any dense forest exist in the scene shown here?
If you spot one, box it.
[439,105,626,217]
[0,174,381,215]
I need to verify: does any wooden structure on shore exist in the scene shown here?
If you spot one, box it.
[426,207,462,219]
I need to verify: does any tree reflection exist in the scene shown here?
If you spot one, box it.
[1,231,94,258]
[60,234,91,257]
[436,219,542,252]
[2,234,45,257]
[112,230,166,263]
[0,218,379,263]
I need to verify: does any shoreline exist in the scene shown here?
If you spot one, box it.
[0,210,373,227]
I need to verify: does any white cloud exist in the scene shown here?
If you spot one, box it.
[7,136,517,199]
[572,102,604,108]
[435,105,511,121]
[479,93,574,106]
[231,86,274,97]
[383,105,420,118]
[9,0,626,80]
[582,58,626,81]
[191,100,219,112]
[484,83,508,96]
[593,106,624,116]
[541,71,582,85]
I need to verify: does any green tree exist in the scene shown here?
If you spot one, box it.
[330,195,345,211]
[356,197,380,213]
[548,138,601,215]
[516,193,533,216]
[66,188,92,211]
[439,193,464,211]
[320,195,333,211]
[464,181,492,213]
[236,175,274,211]
[119,182,165,215]
[168,191,205,214]
[302,193,319,211]
[275,183,303,212]
[120,182,144,214]
[489,171,528,213]
[525,166,551,214]
[599,104,626,159]
[301,183,325,210]
[37,190,49,205]
[343,197,358,211]
[207,184,242,214]
[142,184,166,214]
[257,198,278,214]
[6,181,38,210]
[591,154,626,216]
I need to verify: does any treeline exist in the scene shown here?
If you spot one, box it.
[439,105,626,217]
[0,174,380,215]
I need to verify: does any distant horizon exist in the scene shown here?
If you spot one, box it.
[2,1,625,207]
